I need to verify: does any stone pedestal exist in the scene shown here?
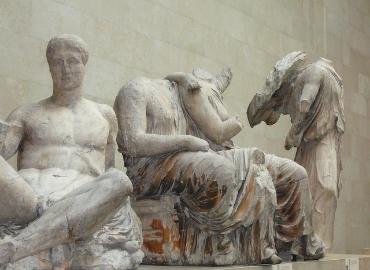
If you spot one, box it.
[139,254,370,270]
[132,196,183,265]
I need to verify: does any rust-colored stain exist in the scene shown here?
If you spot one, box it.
[172,238,181,251]
[143,218,181,254]
[151,219,163,229]
[204,236,213,255]
[254,201,261,220]
[234,173,256,220]
[143,238,165,254]
[62,260,70,269]
[36,254,53,269]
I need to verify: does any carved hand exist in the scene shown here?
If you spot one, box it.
[185,136,209,152]
[231,116,243,130]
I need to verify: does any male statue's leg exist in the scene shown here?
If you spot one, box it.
[0,156,38,225]
[0,168,132,265]
[312,189,336,250]
[296,132,339,250]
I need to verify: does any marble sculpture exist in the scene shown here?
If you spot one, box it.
[0,34,143,270]
[114,67,325,266]
[247,51,345,249]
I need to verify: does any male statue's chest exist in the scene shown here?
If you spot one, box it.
[25,107,109,147]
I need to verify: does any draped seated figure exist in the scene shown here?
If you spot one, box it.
[0,35,143,270]
[114,68,324,265]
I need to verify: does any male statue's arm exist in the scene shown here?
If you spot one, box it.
[299,67,323,113]
[114,87,209,158]
[0,108,25,160]
[99,105,118,169]
[166,73,242,145]
[185,90,242,144]
[284,67,323,149]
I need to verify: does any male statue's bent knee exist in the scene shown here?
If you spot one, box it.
[102,168,134,198]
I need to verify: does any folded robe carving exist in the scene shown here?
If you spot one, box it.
[114,67,325,265]
[247,51,345,249]
[0,34,143,270]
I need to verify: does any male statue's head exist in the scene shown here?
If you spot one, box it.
[46,34,89,93]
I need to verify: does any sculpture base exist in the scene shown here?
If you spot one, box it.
[139,254,370,270]
[132,195,269,266]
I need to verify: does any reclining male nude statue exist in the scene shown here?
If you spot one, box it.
[0,34,143,270]
[114,67,324,265]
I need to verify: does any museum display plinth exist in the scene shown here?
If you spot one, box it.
[139,254,370,270]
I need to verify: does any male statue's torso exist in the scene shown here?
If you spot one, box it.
[14,98,110,177]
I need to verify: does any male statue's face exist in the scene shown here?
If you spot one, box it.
[49,46,85,91]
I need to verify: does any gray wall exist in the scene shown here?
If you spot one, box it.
[0,0,369,253]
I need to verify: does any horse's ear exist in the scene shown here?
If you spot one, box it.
[214,67,232,94]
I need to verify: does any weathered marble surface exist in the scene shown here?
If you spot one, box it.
[139,254,370,270]
[0,34,143,269]
[114,68,324,266]
[247,51,345,250]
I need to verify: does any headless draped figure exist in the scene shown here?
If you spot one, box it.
[248,52,345,249]
[114,67,324,265]
[114,76,279,265]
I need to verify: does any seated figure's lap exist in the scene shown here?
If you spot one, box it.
[127,151,237,208]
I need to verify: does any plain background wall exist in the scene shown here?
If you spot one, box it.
[0,0,369,254]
